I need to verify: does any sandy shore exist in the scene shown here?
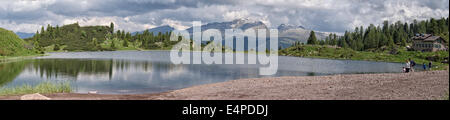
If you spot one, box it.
[1,70,448,100]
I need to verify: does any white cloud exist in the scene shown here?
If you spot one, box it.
[0,0,448,33]
[0,20,42,33]
[62,16,156,32]
[223,10,250,21]
[161,18,189,30]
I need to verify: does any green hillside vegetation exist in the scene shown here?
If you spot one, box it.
[129,30,180,50]
[26,22,180,51]
[282,17,449,70]
[26,23,113,51]
[301,17,449,51]
[0,28,36,57]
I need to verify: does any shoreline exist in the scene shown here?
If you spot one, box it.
[0,54,46,64]
[36,50,435,65]
[6,50,446,65]
[1,70,448,100]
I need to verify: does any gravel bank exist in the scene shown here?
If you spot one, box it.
[161,70,449,100]
[1,70,448,100]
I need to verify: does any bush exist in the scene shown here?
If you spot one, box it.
[53,44,60,51]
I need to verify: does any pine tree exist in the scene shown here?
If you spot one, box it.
[116,30,121,38]
[332,34,337,46]
[121,31,125,40]
[307,31,318,45]
[41,26,45,34]
[110,22,115,33]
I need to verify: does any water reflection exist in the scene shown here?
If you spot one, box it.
[0,61,28,87]
[1,51,408,94]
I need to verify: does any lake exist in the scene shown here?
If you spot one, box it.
[0,51,408,94]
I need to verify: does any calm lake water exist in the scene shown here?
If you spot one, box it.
[1,51,408,94]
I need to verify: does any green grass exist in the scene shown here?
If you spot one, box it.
[0,81,72,96]
[280,45,449,70]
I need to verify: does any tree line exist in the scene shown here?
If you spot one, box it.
[27,23,112,51]
[26,22,179,51]
[305,17,449,51]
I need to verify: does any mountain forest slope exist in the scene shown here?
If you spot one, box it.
[0,28,35,57]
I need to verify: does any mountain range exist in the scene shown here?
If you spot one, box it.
[142,19,330,48]
[132,25,174,35]
[15,32,35,39]
[277,24,329,48]
[16,19,331,48]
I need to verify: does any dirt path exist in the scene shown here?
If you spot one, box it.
[1,70,448,100]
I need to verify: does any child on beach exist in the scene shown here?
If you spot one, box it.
[423,63,427,70]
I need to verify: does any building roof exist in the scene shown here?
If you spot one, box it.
[424,36,441,42]
[412,34,443,42]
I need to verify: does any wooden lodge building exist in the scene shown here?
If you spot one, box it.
[411,34,447,52]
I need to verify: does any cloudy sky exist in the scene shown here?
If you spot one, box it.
[0,0,448,33]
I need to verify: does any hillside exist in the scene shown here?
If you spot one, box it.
[0,28,35,56]
[26,23,113,51]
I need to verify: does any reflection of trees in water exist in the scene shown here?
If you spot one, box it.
[32,59,114,80]
[1,59,188,86]
[29,59,175,80]
[0,60,28,87]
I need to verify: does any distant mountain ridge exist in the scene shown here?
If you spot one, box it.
[278,24,306,32]
[133,25,175,35]
[185,19,268,33]
[132,19,332,48]
[15,32,35,39]
[277,24,329,48]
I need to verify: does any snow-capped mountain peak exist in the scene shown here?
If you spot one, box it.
[278,24,306,32]
[186,19,268,33]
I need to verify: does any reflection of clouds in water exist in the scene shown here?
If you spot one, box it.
[76,73,110,82]
[160,65,188,80]
[6,51,406,94]
[279,57,404,74]
[39,51,173,63]
[18,67,75,82]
